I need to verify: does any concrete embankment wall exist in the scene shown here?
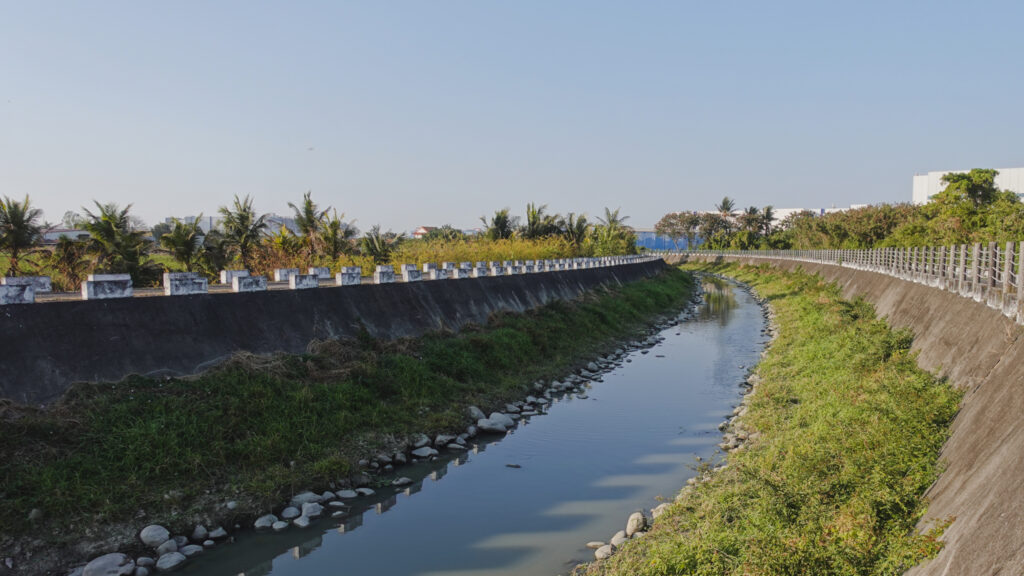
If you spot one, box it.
[1,260,666,406]
[672,254,1024,576]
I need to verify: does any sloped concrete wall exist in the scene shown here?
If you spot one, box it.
[673,254,1024,576]
[0,261,665,406]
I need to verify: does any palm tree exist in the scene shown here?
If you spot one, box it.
[218,195,267,270]
[360,225,406,264]
[738,206,762,233]
[596,207,631,233]
[480,209,517,241]
[715,196,736,216]
[760,206,776,237]
[424,224,466,242]
[81,201,160,284]
[48,236,89,291]
[321,210,358,260]
[199,230,231,278]
[288,191,329,253]
[521,203,559,239]
[560,213,590,249]
[0,195,44,276]
[159,216,205,272]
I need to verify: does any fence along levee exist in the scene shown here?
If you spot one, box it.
[674,243,1024,324]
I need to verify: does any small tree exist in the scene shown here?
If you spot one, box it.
[321,210,358,261]
[480,209,518,241]
[159,216,205,272]
[218,195,268,270]
[939,169,1000,208]
[361,225,406,264]
[559,213,590,251]
[0,195,44,276]
[288,191,329,254]
[521,203,560,239]
[48,236,89,291]
[654,213,687,250]
[81,201,160,285]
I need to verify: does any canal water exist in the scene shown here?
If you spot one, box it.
[181,278,767,576]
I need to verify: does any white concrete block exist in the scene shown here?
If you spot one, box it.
[308,267,332,279]
[220,269,250,284]
[1,276,51,293]
[336,267,362,286]
[289,274,319,290]
[490,265,507,276]
[429,268,449,280]
[88,273,130,281]
[163,272,208,296]
[401,265,422,282]
[0,285,34,305]
[82,279,133,300]
[374,265,396,284]
[232,276,268,293]
[274,268,299,282]
[472,266,488,278]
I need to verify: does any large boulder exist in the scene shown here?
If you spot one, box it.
[625,512,647,537]
[289,491,323,507]
[83,554,134,576]
[411,447,438,458]
[301,502,324,519]
[254,514,277,530]
[154,552,186,571]
[488,413,515,428]
[467,405,486,420]
[139,525,170,548]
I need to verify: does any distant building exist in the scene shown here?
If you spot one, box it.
[41,227,89,244]
[412,226,437,239]
[912,167,1024,204]
[634,228,691,251]
[163,215,222,233]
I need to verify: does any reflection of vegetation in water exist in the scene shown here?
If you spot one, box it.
[698,276,737,324]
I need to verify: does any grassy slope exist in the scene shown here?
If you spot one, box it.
[0,268,694,539]
[584,263,961,576]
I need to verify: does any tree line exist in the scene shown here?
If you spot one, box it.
[0,194,637,290]
[655,169,1024,251]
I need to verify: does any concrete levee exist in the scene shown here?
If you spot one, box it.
[673,253,1024,576]
[0,260,666,407]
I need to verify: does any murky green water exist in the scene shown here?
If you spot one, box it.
[180,278,767,576]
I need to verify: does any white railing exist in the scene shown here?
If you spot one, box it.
[668,244,1024,323]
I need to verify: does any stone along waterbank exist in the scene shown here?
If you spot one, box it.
[1,267,702,575]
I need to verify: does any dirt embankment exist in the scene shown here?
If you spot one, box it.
[673,254,1024,576]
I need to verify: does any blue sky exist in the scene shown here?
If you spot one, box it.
[2,1,1022,231]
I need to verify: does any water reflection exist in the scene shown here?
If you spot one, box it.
[180,279,767,576]
[699,276,738,324]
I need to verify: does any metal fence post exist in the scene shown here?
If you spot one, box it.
[1002,241,1014,312]
[937,246,947,289]
[971,243,982,300]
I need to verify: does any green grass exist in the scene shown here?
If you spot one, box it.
[0,268,694,538]
[582,263,961,576]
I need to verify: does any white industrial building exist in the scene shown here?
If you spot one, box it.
[912,167,1024,204]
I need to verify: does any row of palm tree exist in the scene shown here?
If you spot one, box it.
[655,196,777,250]
[0,193,640,288]
[480,204,635,253]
